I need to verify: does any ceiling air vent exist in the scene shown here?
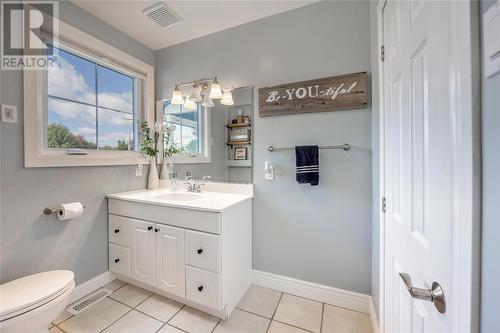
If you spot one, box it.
[143,2,183,28]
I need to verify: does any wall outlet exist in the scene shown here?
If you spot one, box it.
[136,163,143,176]
[1,104,17,123]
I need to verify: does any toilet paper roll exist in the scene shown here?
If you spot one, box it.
[57,202,84,221]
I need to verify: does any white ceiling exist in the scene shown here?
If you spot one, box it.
[71,1,320,51]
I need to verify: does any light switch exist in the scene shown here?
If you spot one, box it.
[483,1,500,77]
[1,104,17,123]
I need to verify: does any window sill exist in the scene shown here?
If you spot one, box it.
[25,150,144,168]
[166,155,212,164]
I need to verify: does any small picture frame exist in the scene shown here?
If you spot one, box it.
[1,104,17,123]
[234,147,247,160]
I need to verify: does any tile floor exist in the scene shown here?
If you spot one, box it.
[49,280,371,333]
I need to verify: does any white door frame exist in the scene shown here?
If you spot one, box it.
[376,0,481,332]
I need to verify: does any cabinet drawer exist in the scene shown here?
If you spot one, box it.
[109,243,130,277]
[185,230,220,273]
[109,215,131,247]
[108,199,221,234]
[186,266,221,310]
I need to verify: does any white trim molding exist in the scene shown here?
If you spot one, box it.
[252,270,370,314]
[69,271,116,303]
[369,296,380,333]
[24,18,155,168]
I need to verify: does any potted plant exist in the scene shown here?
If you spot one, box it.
[139,122,160,189]
[160,125,183,180]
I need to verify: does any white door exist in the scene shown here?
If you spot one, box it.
[383,0,475,331]
[131,219,156,285]
[156,224,185,298]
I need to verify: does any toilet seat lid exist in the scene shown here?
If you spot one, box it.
[0,270,74,319]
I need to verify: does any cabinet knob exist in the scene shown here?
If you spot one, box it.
[155,228,160,232]
[114,229,120,233]
[198,285,204,292]
[114,258,120,263]
[197,248,203,254]
[148,226,153,231]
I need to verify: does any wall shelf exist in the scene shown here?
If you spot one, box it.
[227,123,251,129]
[225,160,252,168]
[227,141,251,146]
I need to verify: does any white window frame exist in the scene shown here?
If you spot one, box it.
[24,18,155,167]
[157,100,212,164]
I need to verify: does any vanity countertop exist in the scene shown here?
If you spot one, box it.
[107,182,253,212]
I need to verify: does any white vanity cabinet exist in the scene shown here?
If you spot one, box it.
[107,195,252,319]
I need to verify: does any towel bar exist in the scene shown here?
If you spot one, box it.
[267,144,350,152]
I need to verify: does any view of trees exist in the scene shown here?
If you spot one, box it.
[47,123,130,150]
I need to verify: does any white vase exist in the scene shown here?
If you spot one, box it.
[148,157,159,189]
[160,157,170,179]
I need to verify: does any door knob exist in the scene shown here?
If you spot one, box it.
[114,229,120,233]
[399,272,446,313]
[198,285,204,292]
[148,226,153,231]
[197,248,203,254]
[114,258,120,263]
[155,228,159,232]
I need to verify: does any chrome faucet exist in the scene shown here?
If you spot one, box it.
[184,175,211,193]
[185,175,201,193]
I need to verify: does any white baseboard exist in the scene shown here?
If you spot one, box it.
[252,270,370,314]
[369,296,380,333]
[70,271,116,303]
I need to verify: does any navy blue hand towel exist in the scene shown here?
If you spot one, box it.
[295,145,319,186]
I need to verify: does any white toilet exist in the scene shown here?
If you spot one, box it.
[0,270,75,333]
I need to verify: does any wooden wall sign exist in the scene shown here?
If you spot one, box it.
[258,72,368,117]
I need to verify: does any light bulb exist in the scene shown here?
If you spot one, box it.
[201,93,214,108]
[189,83,202,103]
[171,85,184,105]
[183,96,196,111]
[209,78,223,99]
[220,89,234,106]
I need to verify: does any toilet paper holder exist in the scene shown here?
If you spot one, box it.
[43,204,87,215]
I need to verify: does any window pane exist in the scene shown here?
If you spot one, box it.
[182,125,198,156]
[47,97,97,149]
[97,65,134,113]
[48,47,96,104]
[98,109,134,150]
[163,102,182,125]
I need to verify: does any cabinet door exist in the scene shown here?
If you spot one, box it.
[130,219,156,285]
[155,224,185,298]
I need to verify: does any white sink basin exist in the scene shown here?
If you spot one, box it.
[153,193,202,202]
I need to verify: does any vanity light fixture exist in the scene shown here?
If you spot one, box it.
[170,77,229,108]
[220,89,234,106]
[183,96,197,111]
[171,85,184,105]
[189,82,203,103]
[202,93,214,108]
[209,78,223,99]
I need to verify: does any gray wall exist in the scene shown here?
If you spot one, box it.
[480,1,500,332]
[0,1,155,284]
[156,0,372,293]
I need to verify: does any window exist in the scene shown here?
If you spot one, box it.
[47,46,136,151]
[159,100,211,163]
[24,18,154,167]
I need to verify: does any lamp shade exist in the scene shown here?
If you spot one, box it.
[189,83,203,103]
[209,78,223,99]
[220,90,234,106]
[183,96,197,111]
[201,93,214,108]
[171,85,184,105]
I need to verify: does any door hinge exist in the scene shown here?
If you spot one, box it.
[382,197,387,213]
[381,45,385,62]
